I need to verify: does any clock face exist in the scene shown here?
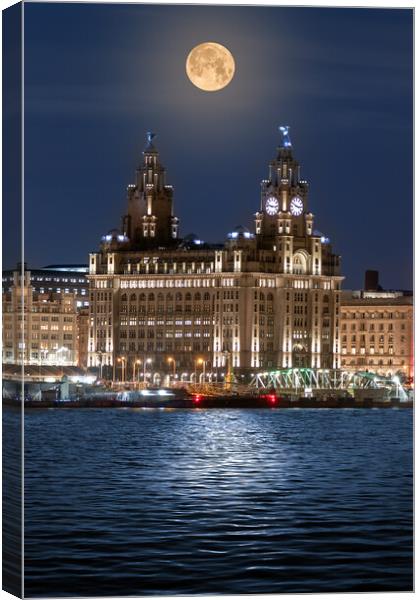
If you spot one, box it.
[290,196,304,216]
[265,196,279,216]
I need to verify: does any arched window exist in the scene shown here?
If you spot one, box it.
[175,292,182,302]
[121,293,127,302]
[130,293,136,302]
[167,293,173,302]
[185,292,192,301]
[157,292,164,301]
[293,254,306,275]
[139,293,146,302]
[267,293,274,302]
[204,292,210,301]
[194,292,201,301]
[148,293,155,302]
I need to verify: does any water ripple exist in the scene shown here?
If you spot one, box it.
[16,408,413,596]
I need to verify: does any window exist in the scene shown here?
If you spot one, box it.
[293,254,306,275]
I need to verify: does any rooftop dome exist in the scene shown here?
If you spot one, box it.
[313,229,330,244]
[183,233,205,246]
[101,229,129,244]
[227,225,254,240]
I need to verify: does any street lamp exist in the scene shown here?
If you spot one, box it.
[133,359,142,384]
[196,358,205,384]
[97,351,103,380]
[117,356,126,382]
[39,348,48,380]
[143,358,152,384]
[167,357,176,384]
[40,348,49,365]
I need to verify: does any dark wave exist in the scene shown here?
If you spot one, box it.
[23,408,413,596]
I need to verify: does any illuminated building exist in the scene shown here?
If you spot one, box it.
[2,268,79,366]
[2,265,90,368]
[88,128,343,382]
[340,274,413,379]
[76,308,90,370]
[2,263,89,308]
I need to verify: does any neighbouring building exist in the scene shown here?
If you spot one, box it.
[2,263,89,308]
[340,272,413,379]
[87,128,343,382]
[76,308,90,370]
[3,268,79,366]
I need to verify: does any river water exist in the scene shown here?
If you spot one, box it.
[18,408,413,596]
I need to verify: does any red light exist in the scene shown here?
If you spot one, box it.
[268,394,276,404]
[193,394,202,404]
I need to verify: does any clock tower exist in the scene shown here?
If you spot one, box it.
[88,127,342,381]
[255,126,309,248]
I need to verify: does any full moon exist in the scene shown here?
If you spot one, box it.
[186,42,235,92]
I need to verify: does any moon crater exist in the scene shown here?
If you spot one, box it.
[186,42,235,92]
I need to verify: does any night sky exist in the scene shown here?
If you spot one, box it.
[7,3,413,289]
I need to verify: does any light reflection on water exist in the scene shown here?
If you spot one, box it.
[20,408,413,596]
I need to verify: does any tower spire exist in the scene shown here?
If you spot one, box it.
[144,131,157,153]
[279,125,292,148]
[124,133,179,247]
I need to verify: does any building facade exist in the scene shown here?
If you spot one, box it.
[2,264,89,308]
[340,289,413,380]
[3,269,79,366]
[88,129,343,382]
[76,308,90,371]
